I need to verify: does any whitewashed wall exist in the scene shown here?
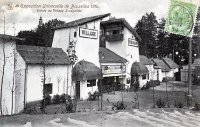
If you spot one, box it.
[145,65,154,81]
[0,39,15,115]
[152,68,163,81]
[14,50,26,114]
[52,20,102,67]
[79,80,98,100]
[26,64,72,102]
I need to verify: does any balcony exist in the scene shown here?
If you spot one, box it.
[106,34,124,42]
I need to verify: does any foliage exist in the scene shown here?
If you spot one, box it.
[45,94,51,105]
[141,80,160,90]
[65,97,75,113]
[193,103,200,111]
[156,99,166,108]
[162,77,175,82]
[135,12,158,58]
[17,19,65,47]
[174,101,184,108]
[52,94,61,104]
[112,101,126,110]
[88,91,100,101]
[23,105,37,115]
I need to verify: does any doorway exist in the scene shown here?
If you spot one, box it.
[75,81,80,99]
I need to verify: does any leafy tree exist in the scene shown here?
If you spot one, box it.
[17,19,65,47]
[135,12,158,58]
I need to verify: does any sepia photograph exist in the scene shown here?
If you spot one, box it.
[0,0,200,126]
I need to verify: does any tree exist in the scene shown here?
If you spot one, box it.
[17,19,65,47]
[135,12,158,58]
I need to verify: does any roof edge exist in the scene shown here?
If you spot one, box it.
[53,13,111,30]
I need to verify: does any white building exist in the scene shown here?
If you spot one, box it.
[0,35,72,115]
[100,18,141,88]
[152,58,179,81]
[52,14,110,100]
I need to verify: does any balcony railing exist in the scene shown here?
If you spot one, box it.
[106,34,124,42]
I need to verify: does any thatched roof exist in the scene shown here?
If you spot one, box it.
[99,47,127,63]
[16,45,71,65]
[139,55,154,65]
[100,18,141,42]
[131,62,149,76]
[162,58,179,69]
[152,58,170,72]
[72,60,102,81]
[53,13,110,30]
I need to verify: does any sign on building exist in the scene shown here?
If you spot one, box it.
[102,65,126,74]
[128,38,138,46]
[79,27,98,39]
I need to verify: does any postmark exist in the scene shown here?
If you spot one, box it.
[166,0,198,37]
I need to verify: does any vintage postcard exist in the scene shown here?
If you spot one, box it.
[0,0,200,127]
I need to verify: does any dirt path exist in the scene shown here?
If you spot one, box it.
[1,109,200,127]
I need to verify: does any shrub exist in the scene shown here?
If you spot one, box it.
[112,101,126,110]
[52,94,61,104]
[65,96,75,113]
[194,103,200,111]
[60,94,66,103]
[156,99,165,108]
[88,91,100,101]
[23,105,37,114]
[174,101,184,108]
[162,77,175,82]
[45,94,51,105]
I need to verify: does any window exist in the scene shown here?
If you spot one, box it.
[44,83,52,94]
[74,32,77,37]
[87,80,96,87]
[142,74,146,80]
[113,30,119,35]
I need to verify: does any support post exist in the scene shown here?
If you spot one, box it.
[188,37,193,107]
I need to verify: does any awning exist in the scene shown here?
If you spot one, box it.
[131,62,149,76]
[72,60,102,81]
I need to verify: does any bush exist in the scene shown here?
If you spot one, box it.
[23,105,37,114]
[52,94,61,104]
[112,101,126,110]
[88,91,100,101]
[162,77,175,82]
[156,99,165,108]
[45,94,51,105]
[65,96,74,113]
[193,103,200,111]
[174,101,184,108]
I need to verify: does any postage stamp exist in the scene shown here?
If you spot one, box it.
[166,0,198,37]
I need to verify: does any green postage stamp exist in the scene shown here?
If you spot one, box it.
[166,0,198,37]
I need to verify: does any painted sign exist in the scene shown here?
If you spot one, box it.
[128,38,138,46]
[79,27,98,39]
[102,65,126,74]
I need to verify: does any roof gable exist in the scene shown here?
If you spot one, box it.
[140,55,153,65]
[162,58,179,69]
[54,13,110,30]
[99,47,127,63]
[16,45,71,65]
[152,58,171,72]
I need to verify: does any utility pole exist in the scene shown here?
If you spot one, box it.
[188,37,193,106]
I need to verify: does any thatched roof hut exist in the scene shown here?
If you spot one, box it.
[72,60,102,81]
[131,62,149,76]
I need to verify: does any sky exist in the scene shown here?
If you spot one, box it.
[0,0,169,36]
